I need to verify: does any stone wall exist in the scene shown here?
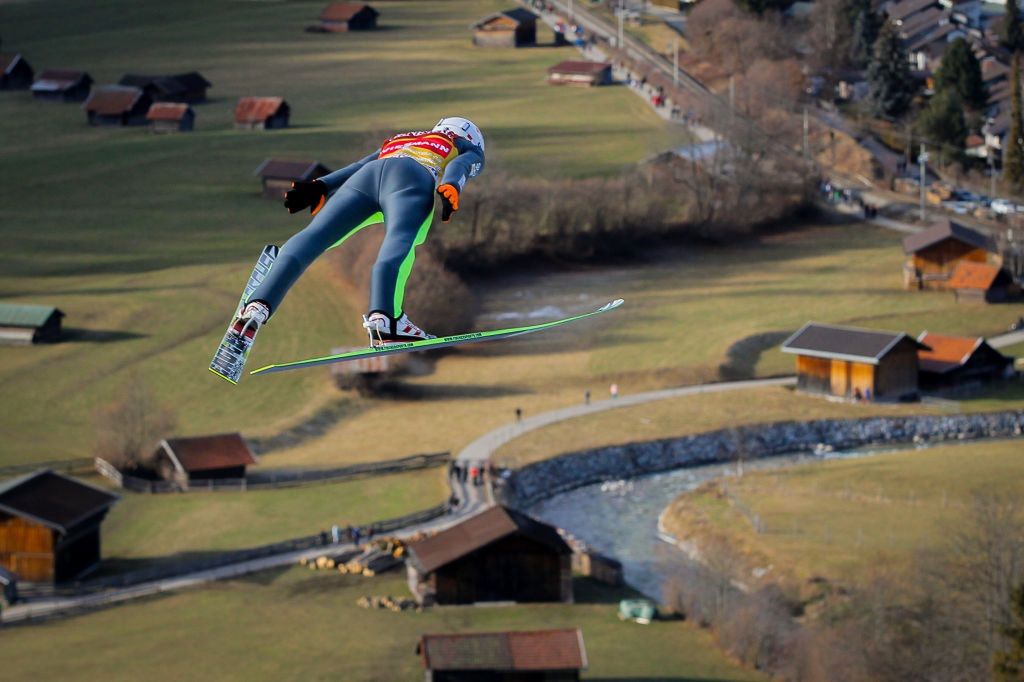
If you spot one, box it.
[498,411,1024,508]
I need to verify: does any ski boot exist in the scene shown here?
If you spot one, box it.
[362,311,435,346]
[210,301,270,384]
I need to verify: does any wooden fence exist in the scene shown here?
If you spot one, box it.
[0,458,95,479]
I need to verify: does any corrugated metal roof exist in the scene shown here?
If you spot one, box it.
[902,220,995,254]
[146,102,191,121]
[320,2,378,21]
[83,85,144,115]
[781,322,926,364]
[0,303,62,328]
[548,60,611,75]
[407,506,570,574]
[917,331,984,373]
[0,470,119,534]
[159,433,256,473]
[253,159,331,180]
[948,261,1004,290]
[420,629,586,671]
[235,97,287,123]
[31,69,90,92]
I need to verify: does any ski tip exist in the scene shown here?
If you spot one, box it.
[208,367,239,385]
[249,364,276,376]
[599,298,625,312]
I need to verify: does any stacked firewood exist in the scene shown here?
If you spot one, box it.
[300,537,406,576]
[356,595,421,612]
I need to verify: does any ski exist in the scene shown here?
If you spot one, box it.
[249,298,624,377]
[209,245,279,384]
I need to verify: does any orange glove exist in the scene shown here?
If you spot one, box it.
[437,184,459,222]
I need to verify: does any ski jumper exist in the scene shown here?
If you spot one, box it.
[247,131,485,319]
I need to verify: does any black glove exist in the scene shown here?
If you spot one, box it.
[284,180,328,215]
[437,184,459,223]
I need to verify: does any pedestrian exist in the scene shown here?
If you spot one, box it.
[515,407,523,423]
[610,383,619,399]
[449,492,459,508]
[584,389,591,405]
[352,526,362,546]
[346,524,355,541]
[470,464,480,485]
[331,525,340,544]
[319,529,328,545]
[460,464,468,483]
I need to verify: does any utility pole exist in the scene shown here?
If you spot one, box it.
[673,39,678,87]
[919,144,929,223]
[803,107,809,161]
[989,151,998,199]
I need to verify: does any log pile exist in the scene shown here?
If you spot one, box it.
[300,537,406,576]
[356,595,421,612]
[299,548,361,571]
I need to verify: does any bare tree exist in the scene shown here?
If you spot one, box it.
[93,373,176,471]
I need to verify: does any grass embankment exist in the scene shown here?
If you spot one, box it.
[0,0,680,466]
[661,439,1024,590]
[0,570,768,681]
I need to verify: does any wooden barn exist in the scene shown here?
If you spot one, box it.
[405,505,572,606]
[781,322,928,401]
[917,331,1013,391]
[0,52,34,90]
[417,629,588,682]
[146,102,195,133]
[0,470,119,583]
[0,303,64,345]
[547,60,612,86]
[30,69,93,102]
[83,85,152,126]
[473,8,539,47]
[315,3,379,31]
[152,433,257,487]
[253,158,332,198]
[235,97,290,130]
[903,220,997,290]
[948,261,1019,303]
[119,72,211,103]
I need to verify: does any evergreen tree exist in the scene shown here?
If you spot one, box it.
[934,38,989,110]
[867,21,915,118]
[994,583,1024,681]
[1005,53,1024,187]
[920,88,967,153]
[850,10,875,68]
[1004,0,1024,53]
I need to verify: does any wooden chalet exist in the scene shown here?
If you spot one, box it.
[30,69,93,102]
[782,322,928,401]
[152,433,257,487]
[417,629,588,682]
[547,60,612,86]
[405,505,572,606]
[0,52,34,90]
[948,261,1019,303]
[119,72,211,103]
[916,331,1013,391]
[146,102,195,133]
[314,3,379,32]
[0,471,119,583]
[0,303,64,345]
[83,85,152,126]
[235,97,290,130]
[473,8,539,47]
[903,220,997,290]
[253,158,332,198]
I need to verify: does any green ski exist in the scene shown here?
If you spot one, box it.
[250,298,624,376]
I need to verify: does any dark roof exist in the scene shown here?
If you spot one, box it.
[407,506,570,574]
[908,22,958,52]
[0,470,118,534]
[119,72,211,96]
[159,433,256,473]
[147,102,192,121]
[887,0,938,22]
[0,52,28,75]
[548,60,611,75]
[320,2,378,21]
[0,304,62,328]
[84,85,145,115]
[781,322,928,365]
[419,629,587,672]
[31,69,91,92]
[948,261,1008,290]
[253,159,332,180]
[898,7,946,40]
[902,220,995,254]
[235,97,287,123]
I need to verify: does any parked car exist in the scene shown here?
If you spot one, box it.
[991,198,1014,215]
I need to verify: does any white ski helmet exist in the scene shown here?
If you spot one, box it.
[433,116,485,152]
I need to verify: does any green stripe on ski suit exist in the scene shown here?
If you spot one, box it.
[328,211,384,250]
[392,209,433,316]
[249,299,625,376]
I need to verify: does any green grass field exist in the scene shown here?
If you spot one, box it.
[0,570,768,681]
[661,439,1024,589]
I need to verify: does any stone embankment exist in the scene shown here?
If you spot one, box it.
[498,411,1024,508]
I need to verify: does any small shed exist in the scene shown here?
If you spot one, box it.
[146,102,195,133]
[0,52,34,90]
[0,470,119,583]
[119,72,211,103]
[235,97,290,130]
[83,85,152,126]
[902,220,997,290]
[547,60,612,86]
[406,505,572,606]
[30,69,93,102]
[152,433,257,487]
[417,629,588,682]
[916,331,1013,391]
[948,261,1019,303]
[0,303,64,345]
[253,158,332,199]
[473,8,539,47]
[781,322,928,401]
[316,3,379,31]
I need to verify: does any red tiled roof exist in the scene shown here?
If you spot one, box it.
[548,60,610,75]
[83,85,144,115]
[146,102,190,121]
[916,331,983,372]
[420,629,587,671]
[235,97,286,124]
[159,433,256,473]
[320,2,376,21]
[948,261,1002,290]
